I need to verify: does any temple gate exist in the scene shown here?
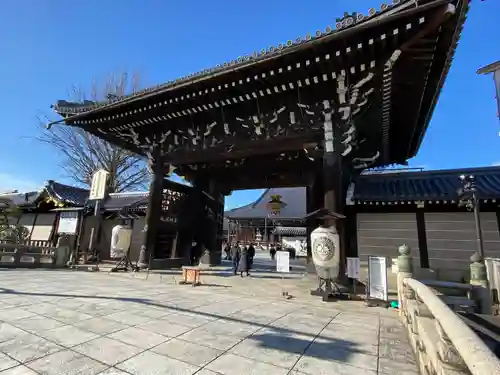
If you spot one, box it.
[49,0,468,278]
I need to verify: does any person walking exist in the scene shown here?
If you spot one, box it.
[231,241,241,275]
[223,241,231,260]
[238,245,250,277]
[248,243,256,271]
[269,244,276,260]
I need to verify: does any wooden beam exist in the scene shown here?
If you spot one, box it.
[166,133,321,165]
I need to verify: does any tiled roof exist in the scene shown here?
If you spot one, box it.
[44,180,89,206]
[353,166,500,202]
[102,192,148,211]
[224,166,500,218]
[52,0,424,117]
[98,179,191,212]
[0,191,41,207]
[0,181,88,208]
[273,226,307,236]
[225,188,306,219]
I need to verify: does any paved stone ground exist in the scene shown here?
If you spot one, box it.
[95,251,398,306]
[0,266,418,375]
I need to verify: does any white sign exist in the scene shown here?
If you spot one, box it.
[89,169,109,200]
[276,251,290,273]
[346,257,360,279]
[368,256,388,301]
[57,211,78,234]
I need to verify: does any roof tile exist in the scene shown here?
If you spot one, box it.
[52,0,416,115]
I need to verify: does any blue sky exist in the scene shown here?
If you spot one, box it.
[0,0,498,209]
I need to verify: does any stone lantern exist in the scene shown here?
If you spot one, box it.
[255,229,262,244]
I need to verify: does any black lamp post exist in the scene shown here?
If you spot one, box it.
[458,174,485,260]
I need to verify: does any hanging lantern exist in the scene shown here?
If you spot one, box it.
[266,195,286,216]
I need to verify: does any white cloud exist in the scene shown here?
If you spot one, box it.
[0,172,42,193]
[491,161,500,167]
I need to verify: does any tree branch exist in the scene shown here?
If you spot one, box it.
[35,71,149,193]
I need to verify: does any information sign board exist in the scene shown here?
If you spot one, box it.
[368,256,388,301]
[57,211,78,234]
[276,251,290,273]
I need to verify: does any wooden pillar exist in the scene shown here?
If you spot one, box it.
[322,100,346,279]
[193,176,208,265]
[213,193,225,265]
[137,151,164,268]
[344,207,358,258]
[306,172,323,265]
[174,184,200,264]
[416,208,429,268]
[198,178,223,266]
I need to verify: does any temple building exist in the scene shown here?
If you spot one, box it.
[49,0,469,272]
[226,166,500,281]
[225,188,306,244]
[0,180,89,246]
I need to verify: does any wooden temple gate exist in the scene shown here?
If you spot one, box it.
[49,0,468,271]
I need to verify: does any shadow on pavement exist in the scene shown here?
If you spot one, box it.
[249,332,367,361]
[0,284,365,361]
[0,285,370,366]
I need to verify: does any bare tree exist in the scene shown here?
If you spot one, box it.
[37,72,149,193]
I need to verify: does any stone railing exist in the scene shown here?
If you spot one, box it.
[0,239,52,247]
[0,242,69,268]
[397,245,500,375]
[485,257,500,307]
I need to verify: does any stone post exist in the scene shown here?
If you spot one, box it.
[397,244,414,318]
[470,252,492,314]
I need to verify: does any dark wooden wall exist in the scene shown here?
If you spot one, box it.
[351,203,500,281]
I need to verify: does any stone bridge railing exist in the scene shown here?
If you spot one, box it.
[0,239,53,247]
[0,242,69,268]
[485,257,500,309]
[397,245,500,375]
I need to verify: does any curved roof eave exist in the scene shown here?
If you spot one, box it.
[51,0,437,121]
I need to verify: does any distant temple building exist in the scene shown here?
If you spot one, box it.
[224,166,500,281]
[225,188,306,245]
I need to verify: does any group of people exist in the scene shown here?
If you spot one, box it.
[223,241,255,277]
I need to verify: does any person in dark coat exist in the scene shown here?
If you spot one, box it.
[269,244,276,260]
[189,241,199,266]
[223,241,231,260]
[238,246,250,277]
[247,243,256,270]
[231,242,241,275]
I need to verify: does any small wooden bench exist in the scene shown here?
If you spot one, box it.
[179,266,201,287]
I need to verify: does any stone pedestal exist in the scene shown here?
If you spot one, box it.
[470,252,492,314]
[397,244,414,319]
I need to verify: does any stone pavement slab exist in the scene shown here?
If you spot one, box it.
[0,269,417,374]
